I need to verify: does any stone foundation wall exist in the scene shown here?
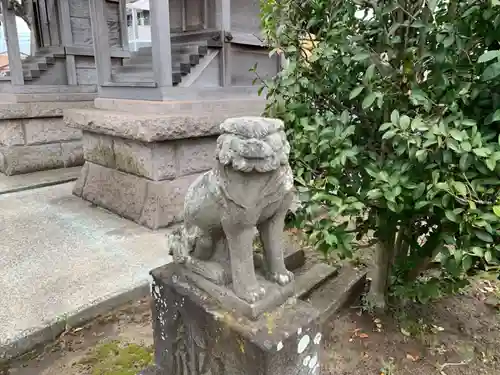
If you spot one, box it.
[65,98,266,230]
[73,132,217,229]
[0,102,92,175]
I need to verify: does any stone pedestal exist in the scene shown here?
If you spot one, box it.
[0,101,91,175]
[144,259,366,375]
[64,98,266,229]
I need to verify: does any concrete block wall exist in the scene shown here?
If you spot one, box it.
[0,102,92,175]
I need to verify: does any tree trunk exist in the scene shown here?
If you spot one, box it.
[367,241,392,310]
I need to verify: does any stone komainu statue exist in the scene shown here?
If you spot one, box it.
[169,116,295,303]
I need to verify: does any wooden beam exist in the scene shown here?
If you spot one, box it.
[89,0,112,85]
[150,0,173,87]
[57,0,77,85]
[1,0,23,85]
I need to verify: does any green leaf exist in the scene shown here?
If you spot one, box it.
[416,149,428,162]
[413,183,426,199]
[411,117,428,131]
[362,92,377,109]
[459,153,472,171]
[462,255,473,271]
[349,86,364,100]
[485,250,493,263]
[380,122,392,132]
[471,247,484,257]
[415,201,429,209]
[461,119,476,127]
[449,129,464,141]
[485,157,496,171]
[382,130,397,140]
[400,115,411,130]
[493,205,500,217]
[365,64,376,81]
[452,181,468,196]
[461,141,472,152]
[490,109,500,123]
[478,50,500,63]
[352,52,370,61]
[475,230,493,243]
[445,210,458,223]
[366,189,383,199]
[482,61,500,81]
[473,148,492,157]
[391,110,400,125]
[443,35,455,48]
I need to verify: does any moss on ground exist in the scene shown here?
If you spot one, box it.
[77,340,153,375]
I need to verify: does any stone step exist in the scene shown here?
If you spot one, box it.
[137,42,208,57]
[6,69,40,80]
[111,70,182,85]
[24,62,48,71]
[123,52,200,66]
[115,62,191,75]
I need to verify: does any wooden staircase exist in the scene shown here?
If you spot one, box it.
[5,48,64,81]
[112,40,209,85]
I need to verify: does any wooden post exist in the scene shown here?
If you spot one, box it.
[150,0,173,87]
[119,0,129,51]
[217,0,231,86]
[46,0,60,45]
[37,0,51,46]
[203,0,208,29]
[131,8,138,51]
[89,0,112,84]
[57,0,77,84]
[1,0,23,85]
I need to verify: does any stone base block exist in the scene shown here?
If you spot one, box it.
[74,162,202,229]
[145,261,367,375]
[0,142,83,176]
[150,263,323,375]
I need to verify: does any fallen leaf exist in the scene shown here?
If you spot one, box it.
[406,353,420,362]
[400,327,412,337]
[359,333,369,338]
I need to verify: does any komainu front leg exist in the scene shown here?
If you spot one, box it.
[258,194,294,286]
[222,220,265,303]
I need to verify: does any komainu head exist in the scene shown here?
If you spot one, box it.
[215,117,290,173]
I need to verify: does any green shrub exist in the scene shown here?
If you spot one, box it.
[260,0,500,308]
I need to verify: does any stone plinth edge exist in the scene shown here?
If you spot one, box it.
[64,106,266,143]
[94,97,266,115]
[0,101,94,120]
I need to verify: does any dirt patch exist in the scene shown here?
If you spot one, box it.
[2,280,499,375]
[323,279,500,375]
[3,299,153,375]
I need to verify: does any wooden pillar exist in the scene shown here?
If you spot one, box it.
[37,0,51,46]
[119,0,129,51]
[89,0,112,84]
[1,0,23,85]
[57,0,77,84]
[46,0,60,45]
[150,0,173,87]
[217,0,231,86]
[131,8,138,51]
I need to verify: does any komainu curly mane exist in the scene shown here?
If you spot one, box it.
[215,117,290,173]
